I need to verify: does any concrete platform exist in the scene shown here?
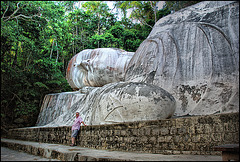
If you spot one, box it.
[1,147,60,161]
[1,138,222,161]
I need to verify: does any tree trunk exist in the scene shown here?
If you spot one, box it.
[73,31,75,55]
[50,39,54,59]
[98,14,100,48]
[76,17,78,36]
[72,43,74,55]
[150,1,157,24]
[56,41,59,63]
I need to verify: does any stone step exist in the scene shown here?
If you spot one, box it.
[1,138,221,161]
[1,146,60,161]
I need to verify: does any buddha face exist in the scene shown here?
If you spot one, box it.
[66,48,134,90]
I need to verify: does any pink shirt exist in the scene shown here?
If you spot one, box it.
[72,116,83,131]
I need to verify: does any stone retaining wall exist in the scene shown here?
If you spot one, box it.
[7,112,239,155]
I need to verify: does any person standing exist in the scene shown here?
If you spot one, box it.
[70,112,86,146]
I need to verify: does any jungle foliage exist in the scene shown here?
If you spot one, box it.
[1,1,200,131]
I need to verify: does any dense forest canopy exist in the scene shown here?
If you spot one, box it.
[1,1,200,133]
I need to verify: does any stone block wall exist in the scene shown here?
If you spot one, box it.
[8,112,239,155]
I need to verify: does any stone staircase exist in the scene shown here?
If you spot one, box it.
[1,112,238,161]
[1,138,223,161]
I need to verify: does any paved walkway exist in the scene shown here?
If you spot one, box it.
[1,147,59,161]
[1,138,222,161]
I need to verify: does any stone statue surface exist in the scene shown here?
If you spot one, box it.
[125,1,239,116]
[66,48,134,90]
[37,48,176,126]
[36,82,176,126]
[36,1,239,127]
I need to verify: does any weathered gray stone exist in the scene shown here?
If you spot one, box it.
[125,1,239,116]
[7,113,239,155]
[36,92,86,126]
[90,82,176,125]
[36,82,176,126]
[66,48,134,90]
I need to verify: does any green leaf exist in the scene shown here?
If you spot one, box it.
[34,82,49,89]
